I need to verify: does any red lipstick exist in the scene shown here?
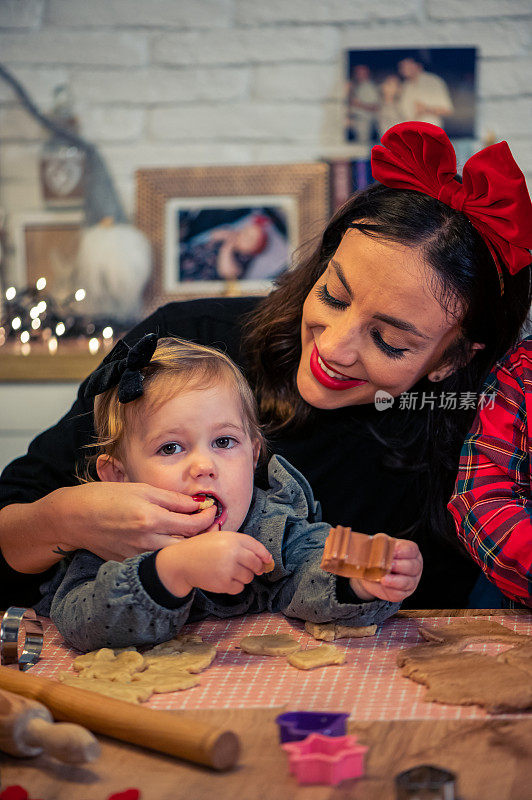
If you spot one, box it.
[310,344,367,391]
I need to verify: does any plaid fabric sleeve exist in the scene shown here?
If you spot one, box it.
[447,350,532,607]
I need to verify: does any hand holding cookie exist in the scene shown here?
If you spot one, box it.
[349,539,423,603]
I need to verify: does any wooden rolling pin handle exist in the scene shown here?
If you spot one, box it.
[0,686,100,763]
[24,716,101,764]
[0,666,240,770]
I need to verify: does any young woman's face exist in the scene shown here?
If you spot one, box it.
[297,228,463,410]
[113,382,259,532]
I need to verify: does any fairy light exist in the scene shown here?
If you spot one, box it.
[30,306,40,319]
[20,331,30,344]
[74,289,86,302]
[5,287,16,301]
[55,322,66,336]
[36,277,47,290]
[37,301,47,313]
[21,342,31,356]
[102,326,113,340]
[11,317,21,331]
[31,318,41,330]
[88,337,100,354]
[48,336,58,354]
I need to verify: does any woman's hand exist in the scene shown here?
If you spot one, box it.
[155,531,273,597]
[0,482,217,573]
[348,539,423,603]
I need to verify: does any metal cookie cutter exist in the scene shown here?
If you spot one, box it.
[0,606,44,670]
[395,765,458,800]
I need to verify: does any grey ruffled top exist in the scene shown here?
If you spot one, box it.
[36,455,400,652]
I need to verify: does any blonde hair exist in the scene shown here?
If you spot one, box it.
[86,336,265,478]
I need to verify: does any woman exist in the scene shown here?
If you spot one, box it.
[1,122,531,609]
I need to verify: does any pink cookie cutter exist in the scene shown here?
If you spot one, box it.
[282,733,368,786]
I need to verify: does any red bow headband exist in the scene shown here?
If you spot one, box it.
[371,122,532,280]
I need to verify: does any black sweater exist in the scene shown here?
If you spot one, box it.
[0,296,479,609]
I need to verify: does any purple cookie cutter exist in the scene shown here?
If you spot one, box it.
[276,711,349,743]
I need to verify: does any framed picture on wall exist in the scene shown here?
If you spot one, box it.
[11,210,84,295]
[345,46,477,145]
[136,164,328,310]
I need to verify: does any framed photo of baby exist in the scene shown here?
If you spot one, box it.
[345,47,477,145]
[136,164,328,310]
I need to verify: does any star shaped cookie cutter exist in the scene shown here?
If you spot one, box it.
[276,711,349,743]
[282,733,368,786]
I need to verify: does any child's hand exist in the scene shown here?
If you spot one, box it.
[348,539,423,603]
[155,531,273,598]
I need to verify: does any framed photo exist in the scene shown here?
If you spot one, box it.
[136,164,328,309]
[11,210,84,295]
[345,47,477,145]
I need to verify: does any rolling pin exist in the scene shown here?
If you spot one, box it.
[0,665,239,770]
[0,687,100,763]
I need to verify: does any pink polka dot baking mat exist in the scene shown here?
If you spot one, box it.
[28,612,532,721]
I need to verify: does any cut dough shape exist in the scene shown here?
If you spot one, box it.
[80,651,145,681]
[143,635,216,673]
[305,621,377,641]
[73,648,115,671]
[61,634,216,703]
[58,674,154,704]
[131,667,201,693]
[238,633,301,656]
[288,644,346,670]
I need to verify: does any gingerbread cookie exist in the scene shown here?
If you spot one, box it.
[238,634,301,656]
[288,644,346,670]
[305,621,377,641]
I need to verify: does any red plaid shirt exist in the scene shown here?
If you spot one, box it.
[448,337,532,607]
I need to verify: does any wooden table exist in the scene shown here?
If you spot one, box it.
[1,610,531,799]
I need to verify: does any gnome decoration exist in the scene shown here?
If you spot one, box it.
[75,219,151,324]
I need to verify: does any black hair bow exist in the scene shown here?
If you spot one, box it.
[84,333,158,404]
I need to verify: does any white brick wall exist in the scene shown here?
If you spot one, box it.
[0,0,530,239]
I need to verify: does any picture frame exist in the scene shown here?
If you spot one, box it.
[345,46,477,145]
[136,164,328,310]
[10,209,84,292]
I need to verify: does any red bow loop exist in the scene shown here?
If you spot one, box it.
[371,122,532,276]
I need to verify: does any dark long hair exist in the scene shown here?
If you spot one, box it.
[242,183,532,544]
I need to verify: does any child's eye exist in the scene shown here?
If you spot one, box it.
[159,442,183,456]
[213,436,236,449]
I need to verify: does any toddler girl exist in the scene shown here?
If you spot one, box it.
[37,334,422,651]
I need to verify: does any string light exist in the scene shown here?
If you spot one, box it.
[21,342,31,356]
[1,282,121,357]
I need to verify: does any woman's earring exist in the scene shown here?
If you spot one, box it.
[431,373,442,382]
